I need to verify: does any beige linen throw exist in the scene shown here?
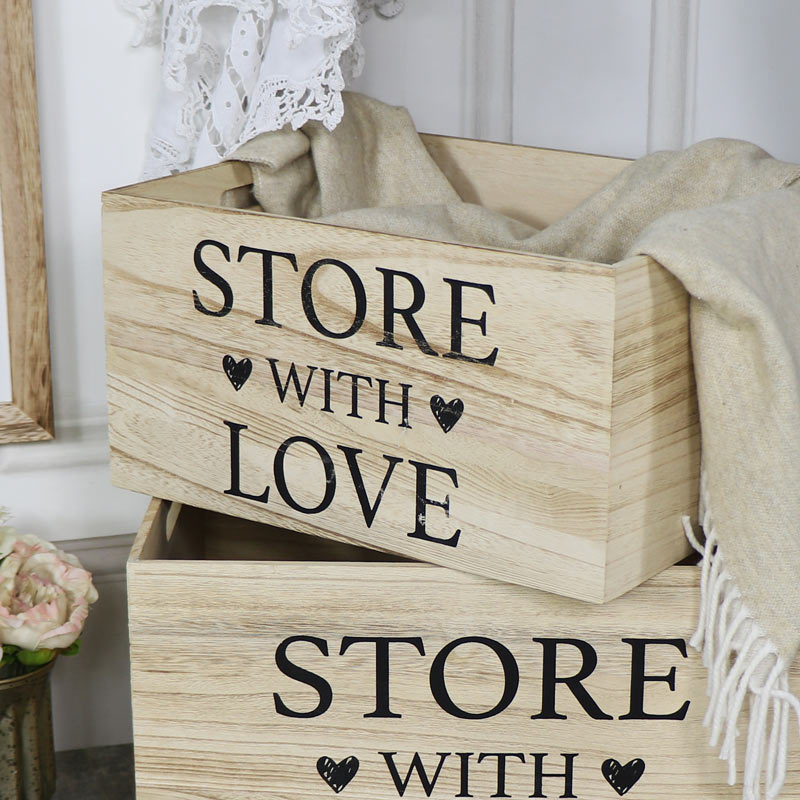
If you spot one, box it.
[232,92,800,800]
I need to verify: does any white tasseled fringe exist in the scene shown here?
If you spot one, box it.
[684,474,800,800]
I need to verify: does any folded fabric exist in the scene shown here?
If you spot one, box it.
[231,91,800,800]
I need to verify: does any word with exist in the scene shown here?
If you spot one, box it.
[314,751,649,798]
[380,751,580,799]
[264,358,413,429]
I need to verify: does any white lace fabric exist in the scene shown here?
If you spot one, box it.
[121,0,402,178]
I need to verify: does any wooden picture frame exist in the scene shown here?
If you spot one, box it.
[0,0,53,443]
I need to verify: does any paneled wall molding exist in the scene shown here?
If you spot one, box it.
[55,531,135,584]
[0,414,109,473]
[461,0,515,143]
[647,0,700,152]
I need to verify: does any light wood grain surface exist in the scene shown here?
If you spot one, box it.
[127,500,798,800]
[0,0,53,442]
[606,255,699,600]
[420,134,631,229]
[104,140,697,602]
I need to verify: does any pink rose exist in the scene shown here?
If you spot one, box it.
[0,523,98,657]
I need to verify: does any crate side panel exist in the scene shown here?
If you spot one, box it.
[605,257,700,601]
[421,134,630,229]
[127,561,800,799]
[104,199,616,599]
[128,497,170,563]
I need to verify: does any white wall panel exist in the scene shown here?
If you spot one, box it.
[7,0,160,546]
[647,0,699,152]
[512,0,652,158]
[11,0,161,753]
[0,430,149,544]
[48,534,136,751]
[349,0,471,137]
[693,0,800,162]
[460,0,515,142]
[33,0,159,425]
[51,572,133,751]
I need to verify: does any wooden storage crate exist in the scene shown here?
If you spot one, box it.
[127,499,799,800]
[104,136,699,603]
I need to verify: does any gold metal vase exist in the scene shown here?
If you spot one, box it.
[0,660,56,800]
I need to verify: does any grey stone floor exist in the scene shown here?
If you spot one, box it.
[53,744,134,799]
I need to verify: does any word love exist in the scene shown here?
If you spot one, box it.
[193,239,500,366]
[225,421,462,546]
[273,635,691,721]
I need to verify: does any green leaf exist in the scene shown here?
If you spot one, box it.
[62,640,81,657]
[17,648,56,666]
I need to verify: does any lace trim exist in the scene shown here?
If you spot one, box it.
[122,0,403,178]
[119,0,163,46]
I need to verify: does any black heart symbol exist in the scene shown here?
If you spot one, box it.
[317,756,359,794]
[601,758,645,796]
[430,395,464,433]
[222,355,252,391]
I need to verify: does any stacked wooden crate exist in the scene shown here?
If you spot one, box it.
[103,136,798,798]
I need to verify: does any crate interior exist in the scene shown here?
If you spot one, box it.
[114,134,630,233]
[151,501,409,564]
